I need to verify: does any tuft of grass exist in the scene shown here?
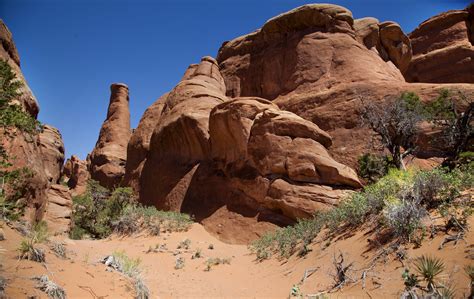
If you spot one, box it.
[175,257,185,270]
[177,239,191,250]
[103,250,149,298]
[33,275,66,299]
[205,257,231,271]
[192,248,202,259]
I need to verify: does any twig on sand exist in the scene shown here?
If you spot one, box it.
[438,232,464,249]
[300,267,319,283]
[79,285,107,299]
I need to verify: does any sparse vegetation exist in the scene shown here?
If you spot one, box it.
[177,238,191,250]
[0,59,42,134]
[358,153,391,183]
[102,250,149,299]
[33,275,66,299]
[205,257,231,271]
[18,221,48,262]
[70,180,192,240]
[50,242,67,259]
[251,166,473,260]
[192,248,202,259]
[175,256,185,270]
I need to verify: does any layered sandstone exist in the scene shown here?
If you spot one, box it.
[404,5,474,83]
[43,184,72,235]
[38,125,65,184]
[89,83,131,189]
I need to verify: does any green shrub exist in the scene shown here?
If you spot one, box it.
[0,59,23,108]
[0,104,42,134]
[71,180,192,239]
[358,153,391,183]
[414,255,445,292]
[250,166,472,260]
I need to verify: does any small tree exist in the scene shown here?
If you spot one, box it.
[425,89,473,166]
[361,92,425,170]
[0,59,23,108]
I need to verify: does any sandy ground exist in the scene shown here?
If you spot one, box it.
[1,218,473,298]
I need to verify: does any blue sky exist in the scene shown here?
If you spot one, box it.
[1,0,471,159]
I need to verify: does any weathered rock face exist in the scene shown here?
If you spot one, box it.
[0,20,39,117]
[43,184,72,235]
[140,56,227,209]
[38,125,65,184]
[89,83,131,189]
[63,155,90,196]
[404,6,474,83]
[0,21,51,223]
[217,3,474,169]
[123,94,166,192]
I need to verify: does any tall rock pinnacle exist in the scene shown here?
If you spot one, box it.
[89,83,131,189]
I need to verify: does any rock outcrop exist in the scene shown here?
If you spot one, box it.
[404,5,474,83]
[89,83,131,189]
[217,3,474,169]
[43,184,72,235]
[63,155,90,196]
[38,125,65,184]
[124,95,166,192]
[140,56,227,209]
[0,20,51,223]
[135,56,361,242]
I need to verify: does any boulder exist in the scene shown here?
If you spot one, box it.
[404,6,474,83]
[38,125,65,184]
[89,83,131,189]
[43,184,72,235]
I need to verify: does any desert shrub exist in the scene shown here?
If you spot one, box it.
[112,205,192,236]
[102,250,149,298]
[50,242,67,259]
[465,265,474,298]
[384,199,426,242]
[205,257,231,271]
[70,182,136,239]
[177,238,191,250]
[251,166,472,259]
[33,275,66,299]
[0,165,34,221]
[175,256,185,270]
[358,153,391,183]
[18,221,48,262]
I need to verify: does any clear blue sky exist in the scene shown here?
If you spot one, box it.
[1,0,471,159]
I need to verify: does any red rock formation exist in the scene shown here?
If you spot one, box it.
[0,20,50,222]
[89,83,131,189]
[217,3,474,169]
[63,155,90,196]
[43,184,72,235]
[124,94,166,192]
[135,57,361,242]
[404,5,474,83]
[38,125,65,184]
[140,56,227,209]
[0,20,39,117]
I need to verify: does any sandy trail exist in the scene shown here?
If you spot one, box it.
[2,220,473,298]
